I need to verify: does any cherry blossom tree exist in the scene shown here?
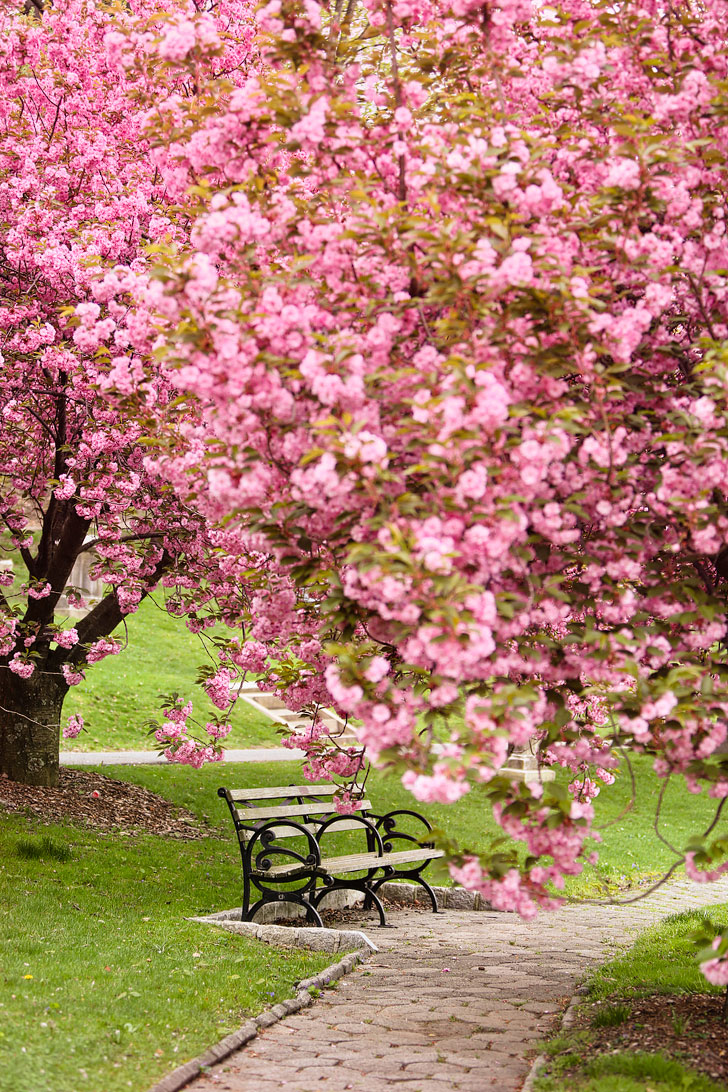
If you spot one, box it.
[14,0,728,980]
[0,0,255,786]
[133,0,728,960]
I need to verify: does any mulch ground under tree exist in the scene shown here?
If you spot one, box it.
[0,767,211,839]
[573,994,728,1087]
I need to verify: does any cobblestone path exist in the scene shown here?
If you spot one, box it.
[186,878,728,1092]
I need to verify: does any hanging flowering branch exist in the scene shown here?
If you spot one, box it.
[103,0,728,959]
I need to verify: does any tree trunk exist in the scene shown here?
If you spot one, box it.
[0,670,68,786]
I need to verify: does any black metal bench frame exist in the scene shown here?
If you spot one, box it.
[218,784,444,927]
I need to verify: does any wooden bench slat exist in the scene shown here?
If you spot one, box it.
[251,854,377,878]
[235,800,371,822]
[389,847,444,862]
[239,818,371,842]
[319,848,443,871]
[228,785,347,801]
[252,847,443,877]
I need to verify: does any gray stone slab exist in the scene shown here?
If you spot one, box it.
[189,914,378,954]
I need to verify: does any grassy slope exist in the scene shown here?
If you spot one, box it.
[588,904,728,1000]
[536,905,728,1092]
[62,596,276,751]
[0,810,332,1092]
[6,551,277,753]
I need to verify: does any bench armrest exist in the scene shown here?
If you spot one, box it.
[245,820,321,874]
[370,809,435,849]
[314,813,385,855]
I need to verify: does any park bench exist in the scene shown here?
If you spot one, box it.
[218,783,444,927]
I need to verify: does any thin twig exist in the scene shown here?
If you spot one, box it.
[653,774,683,856]
[704,794,728,839]
[0,703,59,728]
[573,858,684,906]
[594,742,636,830]
[77,531,167,555]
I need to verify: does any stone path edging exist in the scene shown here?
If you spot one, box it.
[171,876,728,1092]
[520,1050,547,1092]
[147,948,373,1092]
[519,983,588,1092]
[379,879,490,910]
[195,878,491,932]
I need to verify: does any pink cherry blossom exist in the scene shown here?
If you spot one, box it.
[8,656,34,679]
[0,0,255,787]
[700,957,728,986]
[63,715,84,740]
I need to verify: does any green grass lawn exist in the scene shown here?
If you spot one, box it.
[98,753,728,898]
[62,596,277,752]
[10,558,728,1092]
[535,906,728,1092]
[0,808,334,1092]
[587,904,728,1000]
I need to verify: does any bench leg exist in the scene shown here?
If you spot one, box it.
[373,873,440,913]
[313,881,392,927]
[302,898,325,927]
[241,873,251,923]
[364,885,390,928]
[415,875,440,914]
[245,892,324,927]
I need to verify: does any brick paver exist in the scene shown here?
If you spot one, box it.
[184,878,728,1092]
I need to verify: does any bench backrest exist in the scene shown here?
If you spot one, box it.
[218,784,371,844]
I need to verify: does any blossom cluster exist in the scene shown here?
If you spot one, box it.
[7,0,728,986]
[139,0,728,964]
[151,697,231,767]
[0,0,254,782]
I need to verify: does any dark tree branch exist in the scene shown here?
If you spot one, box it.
[77,531,167,555]
[704,794,728,839]
[1,515,36,578]
[54,549,173,668]
[24,506,91,629]
[36,374,69,579]
[693,558,715,596]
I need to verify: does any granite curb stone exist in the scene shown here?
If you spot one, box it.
[379,880,493,910]
[198,879,494,926]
